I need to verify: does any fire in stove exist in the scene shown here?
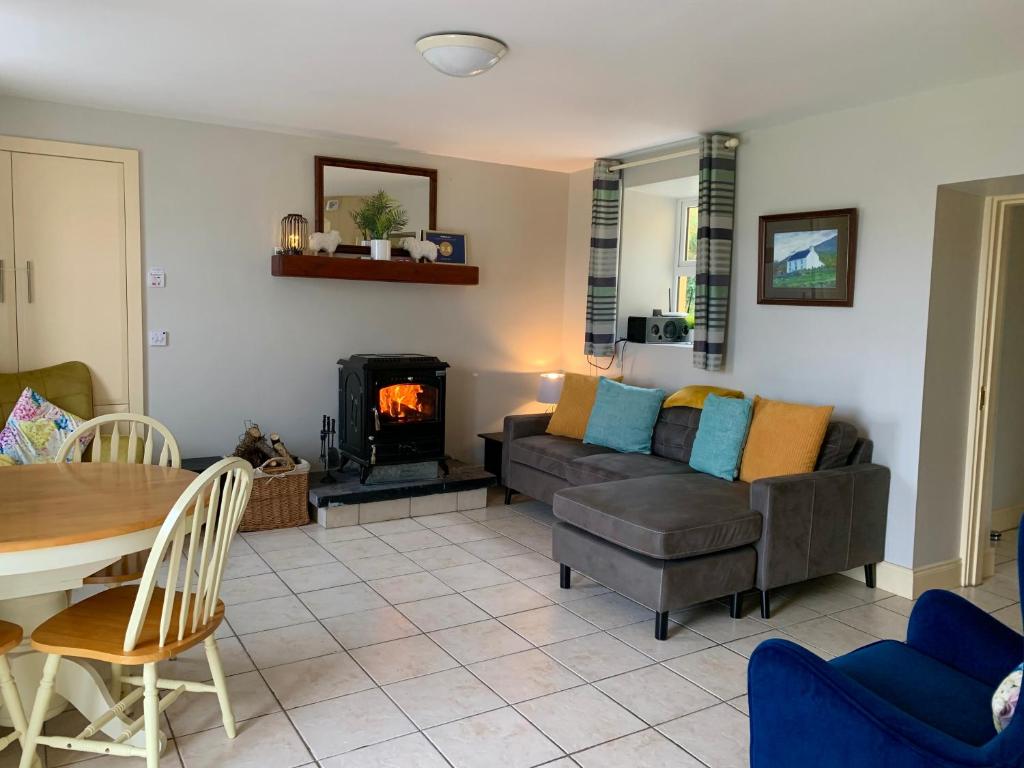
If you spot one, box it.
[379,383,436,422]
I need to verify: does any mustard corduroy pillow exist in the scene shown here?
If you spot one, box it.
[546,373,620,440]
[663,385,744,409]
[739,396,834,482]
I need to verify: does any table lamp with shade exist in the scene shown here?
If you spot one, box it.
[537,373,564,411]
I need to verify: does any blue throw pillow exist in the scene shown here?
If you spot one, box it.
[689,394,754,480]
[583,378,665,454]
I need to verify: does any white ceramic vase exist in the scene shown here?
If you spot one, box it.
[370,239,391,261]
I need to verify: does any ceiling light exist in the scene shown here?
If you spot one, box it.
[415,33,507,78]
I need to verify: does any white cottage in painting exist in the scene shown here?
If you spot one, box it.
[785,245,825,273]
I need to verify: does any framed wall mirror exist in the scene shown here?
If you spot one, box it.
[314,156,437,253]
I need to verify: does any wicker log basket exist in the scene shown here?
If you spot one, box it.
[231,422,311,531]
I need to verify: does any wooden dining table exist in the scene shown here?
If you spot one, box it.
[0,462,196,747]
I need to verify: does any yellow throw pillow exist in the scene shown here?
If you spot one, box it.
[739,396,834,482]
[663,385,744,409]
[546,373,621,440]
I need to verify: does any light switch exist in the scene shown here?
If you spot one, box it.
[148,330,168,347]
[148,268,166,288]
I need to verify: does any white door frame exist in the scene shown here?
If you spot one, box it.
[960,193,1024,585]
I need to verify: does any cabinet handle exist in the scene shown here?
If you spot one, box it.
[25,260,33,303]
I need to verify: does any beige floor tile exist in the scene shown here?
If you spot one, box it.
[954,586,1015,612]
[463,582,553,616]
[385,667,505,728]
[166,670,279,736]
[438,523,503,544]
[345,552,423,580]
[298,583,388,620]
[322,606,421,649]
[782,616,879,656]
[817,574,893,603]
[516,685,645,753]
[659,703,750,768]
[218,573,290,606]
[425,707,563,768]
[159,636,253,682]
[459,537,532,560]
[724,629,833,660]
[378,528,450,552]
[289,688,415,760]
[177,712,311,768]
[832,603,910,640]
[992,604,1023,632]
[782,585,864,614]
[429,618,531,664]
[397,593,490,632]
[469,649,585,703]
[671,603,767,643]
[407,544,482,570]
[319,733,449,768]
[243,529,314,554]
[261,651,374,709]
[491,553,561,580]
[876,595,916,617]
[750,595,821,628]
[221,553,272,580]
[277,562,360,593]
[226,595,314,634]
[522,572,611,604]
[369,572,453,603]
[664,646,750,699]
[260,543,336,571]
[542,633,651,682]
[596,665,718,725]
[324,538,398,563]
[499,604,600,646]
[432,561,516,591]
[238,621,341,668]
[564,593,653,630]
[978,574,1019,601]
[729,695,750,715]
[350,635,458,685]
[609,620,715,661]
[362,518,425,535]
[574,728,703,768]
[302,524,373,544]
[416,511,473,528]
[462,505,517,522]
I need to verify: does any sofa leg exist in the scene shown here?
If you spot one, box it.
[504,488,514,505]
[655,611,669,641]
[729,592,744,619]
[559,564,571,589]
[864,563,877,589]
[760,590,771,620]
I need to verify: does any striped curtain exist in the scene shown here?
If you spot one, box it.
[583,159,622,357]
[692,135,737,371]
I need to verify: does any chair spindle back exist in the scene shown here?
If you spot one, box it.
[55,413,181,468]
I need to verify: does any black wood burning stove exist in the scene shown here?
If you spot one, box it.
[337,354,450,483]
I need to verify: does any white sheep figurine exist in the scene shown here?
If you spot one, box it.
[400,237,439,262]
[309,230,342,254]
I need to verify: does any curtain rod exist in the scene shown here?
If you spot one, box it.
[608,137,740,172]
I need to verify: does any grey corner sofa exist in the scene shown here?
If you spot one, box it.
[502,406,890,639]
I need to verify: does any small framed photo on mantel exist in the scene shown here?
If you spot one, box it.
[757,208,858,307]
[422,230,468,264]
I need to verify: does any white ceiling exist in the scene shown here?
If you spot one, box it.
[2,0,1023,172]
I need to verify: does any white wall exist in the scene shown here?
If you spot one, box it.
[563,69,1024,569]
[0,95,569,463]
[617,190,677,337]
[991,205,1024,514]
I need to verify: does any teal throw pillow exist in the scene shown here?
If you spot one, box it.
[583,378,665,454]
[689,394,754,480]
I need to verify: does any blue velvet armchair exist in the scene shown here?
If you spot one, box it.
[749,541,1024,767]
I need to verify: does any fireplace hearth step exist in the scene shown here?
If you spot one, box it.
[364,460,439,484]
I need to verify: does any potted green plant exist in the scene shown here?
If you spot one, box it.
[350,190,409,261]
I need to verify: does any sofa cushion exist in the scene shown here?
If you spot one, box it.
[565,452,696,486]
[0,361,93,426]
[584,379,665,454]
[509,434,615,479]
[553,474,761,560]
[831,640,997,747]
[651,406,702,463]
[815,421,860,470]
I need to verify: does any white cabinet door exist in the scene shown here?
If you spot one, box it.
[0,151,16,372]
[12,153,129,408]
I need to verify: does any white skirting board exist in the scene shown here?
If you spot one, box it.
[992,503,1024,533]
[842,558,962,599]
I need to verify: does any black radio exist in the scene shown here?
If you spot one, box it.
[626,314,689,344]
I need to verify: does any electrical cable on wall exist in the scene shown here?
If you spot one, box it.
[587,339,627,371]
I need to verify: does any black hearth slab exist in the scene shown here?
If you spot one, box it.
[309,459,495,507]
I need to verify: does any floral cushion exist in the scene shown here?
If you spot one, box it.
[993,662,1022,732]
[0,387,91,466]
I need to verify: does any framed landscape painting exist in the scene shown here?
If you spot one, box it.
[757,208,858,306]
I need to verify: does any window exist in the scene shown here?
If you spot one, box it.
[672,200,698,325]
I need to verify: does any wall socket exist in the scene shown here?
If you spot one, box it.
[148,330,168,347]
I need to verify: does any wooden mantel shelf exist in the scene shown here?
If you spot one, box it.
[271,253,479,286]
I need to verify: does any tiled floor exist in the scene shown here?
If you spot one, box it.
[3,495,1020,768]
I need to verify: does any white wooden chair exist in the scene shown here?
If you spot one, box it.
[17,457,254,768]
[0,621,39,767]
[56,414,182,697]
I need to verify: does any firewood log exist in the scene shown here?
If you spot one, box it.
[269,433,297,463]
